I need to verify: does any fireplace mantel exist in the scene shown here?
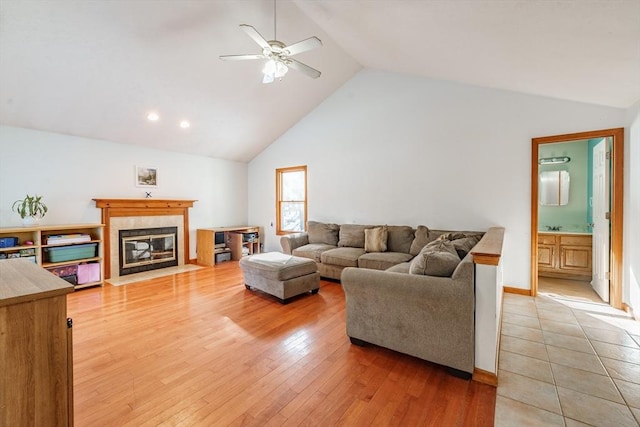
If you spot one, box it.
[93,199,197,279]
[94,198,196,210]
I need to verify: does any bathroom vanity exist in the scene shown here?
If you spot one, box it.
[538,232,592,280]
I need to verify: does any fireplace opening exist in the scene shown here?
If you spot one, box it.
[119,227,178,276]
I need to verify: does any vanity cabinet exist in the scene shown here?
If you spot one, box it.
[538,233,592,280]
[537,235,556,270]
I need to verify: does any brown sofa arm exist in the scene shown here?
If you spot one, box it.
[280,233,309,254]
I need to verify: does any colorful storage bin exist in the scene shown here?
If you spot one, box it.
[46,264,78,285]
[0,237,19,248]
[77,263,100,284]
[45,243,97,262]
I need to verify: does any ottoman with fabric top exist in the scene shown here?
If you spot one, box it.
[239,252,320,303]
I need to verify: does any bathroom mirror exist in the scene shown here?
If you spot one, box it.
[539,170,570,206]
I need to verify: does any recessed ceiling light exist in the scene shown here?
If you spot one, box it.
[179,120,190,129]
[147,112,159,122]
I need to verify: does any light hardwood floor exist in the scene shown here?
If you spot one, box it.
[68,262,495,426]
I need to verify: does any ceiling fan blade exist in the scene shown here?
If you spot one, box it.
[240,24,271,50]
[219,54,265,61]
[283,36,322,56]
[287,59,321,79]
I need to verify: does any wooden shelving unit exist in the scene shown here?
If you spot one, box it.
[228,229,260,261]
[0,227,40,263]
[0,223,105,289]
[197,226,260,266]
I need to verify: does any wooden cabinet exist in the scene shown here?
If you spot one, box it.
[197,226,260,266]
[538,233,592,280]
[0,259,74,426]
[0,224,104,289]
[537,234,556,270]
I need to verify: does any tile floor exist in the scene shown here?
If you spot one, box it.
[495,291,640,426]
[538,276,603,304]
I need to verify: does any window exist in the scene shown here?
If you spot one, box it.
[276,166,307,235]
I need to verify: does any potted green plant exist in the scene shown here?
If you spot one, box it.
[12,194,48,226]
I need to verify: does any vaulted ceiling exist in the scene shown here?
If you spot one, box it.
[1,0,638,162]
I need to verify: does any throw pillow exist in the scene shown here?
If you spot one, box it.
[409,240,460,277]
[437,232,468,241]
[364,226,388,253]
[409,225,435,255]
[451,234,483,258]
[386,225,415,253]
[437,232,483,259]
[307,221,340,246]
[338,224,371,248]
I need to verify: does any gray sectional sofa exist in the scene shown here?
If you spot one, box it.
[280,221,488,378]
[280,221,482,280]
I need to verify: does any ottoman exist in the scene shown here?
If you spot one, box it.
[239,252,320,303]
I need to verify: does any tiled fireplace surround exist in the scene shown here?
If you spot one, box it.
[93,199,196,279]
[112,217,181,277]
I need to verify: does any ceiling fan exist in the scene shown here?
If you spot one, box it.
[219,4,322,84]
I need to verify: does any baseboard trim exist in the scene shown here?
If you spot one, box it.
[622,303,639,321]
[473,368,497,387]
[189,258,198,265]
[503,286,531,296]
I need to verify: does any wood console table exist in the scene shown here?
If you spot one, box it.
[0,259,75,426]
[197,226,260,266]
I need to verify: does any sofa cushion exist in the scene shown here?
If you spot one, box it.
[364,226,388,252]
[409,240,460,277]
[358,252,414,270]
[409,225,435,255]
[321,247,366,267]
[386,225,415,254]
[338,224,372,248]
[307,221,340,246]
[292,243,337,263]
[438,232,484,258]
[385,262,411,274]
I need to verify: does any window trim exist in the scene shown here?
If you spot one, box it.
[276,165,307,236]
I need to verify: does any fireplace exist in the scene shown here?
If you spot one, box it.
[93,199,196,279]
[119,227,178,276]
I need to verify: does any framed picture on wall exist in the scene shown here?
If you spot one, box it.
[135,165,158,188]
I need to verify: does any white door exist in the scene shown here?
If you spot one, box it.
[592,139,610,302]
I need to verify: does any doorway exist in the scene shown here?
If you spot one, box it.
[531,128,624,309]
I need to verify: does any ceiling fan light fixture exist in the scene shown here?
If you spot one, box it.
[263,59,276,75]
[262,58,288,84]
[262,72,274,84]
[275,60,288,78]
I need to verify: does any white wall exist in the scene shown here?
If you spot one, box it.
[0,126,248,258]
[625,101,640,314]
[248,70,627,290]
